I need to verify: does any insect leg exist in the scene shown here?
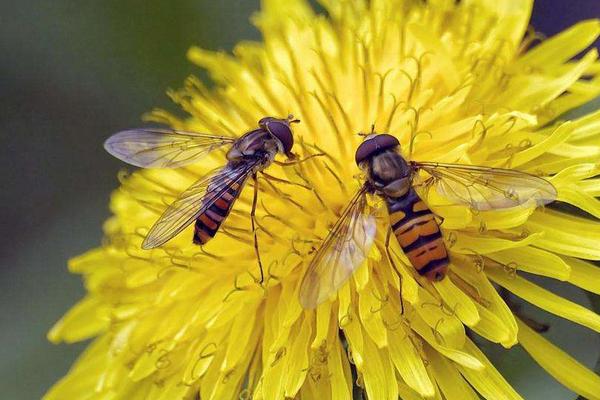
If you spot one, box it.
[385,227,405,315]
[260,171,311,189]
[273,152,325,166]
[251,173,265,284]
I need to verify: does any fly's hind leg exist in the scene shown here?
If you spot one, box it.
[251,173,265,284]
[385,228,405,315]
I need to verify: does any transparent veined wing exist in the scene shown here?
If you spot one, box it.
[299,186,377,309]
[142,160,258,249]
[104,128,236,168]
[412,162,557,211]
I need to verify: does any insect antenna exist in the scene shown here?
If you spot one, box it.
[356,123,376,138]
[287,114,301,124]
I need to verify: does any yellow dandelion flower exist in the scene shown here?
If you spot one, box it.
[47,1,600,399]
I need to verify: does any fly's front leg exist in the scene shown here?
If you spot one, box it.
[251,173,265,284]
[385,227,404,315]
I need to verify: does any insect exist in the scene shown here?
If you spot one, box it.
[104,115,301,282]
[299,131,557,308]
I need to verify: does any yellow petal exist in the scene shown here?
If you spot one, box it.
[426,347,480,400]
[414,286,466,349]
[388,325,435,397]
[221,297,261,370]
[312,300,332,349]
[434,277,480,327]
[515,20,600,67]
[357,278,389,348]
[557,187,600,218]
[151,379,192,400]
[410,314,484,371]
[509,121,575,167]
[341,306,365,368]
[328,328,353,400]
[526,210,600,260]
[488,246,571,281]
[44,337,111,400]
[470,303,512,345]
[565,256,600,294]
[569,109,600,141]
[408,23,460,89]
[397,382,428,400]
[283,317,312,397]
[517,318,600,400]
[451,231,542,254]
[361,335,398,400]
[458,339,524,400]
[450,259,518,347]
[48,296,108,344]
[551,163,600,184]
[486,267,600,333]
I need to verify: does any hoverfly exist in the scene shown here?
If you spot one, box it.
[299,132,557,308]
[105,115,301,282]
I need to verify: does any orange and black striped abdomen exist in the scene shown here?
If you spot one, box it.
[193,182,242,245]
[387,188,448,281]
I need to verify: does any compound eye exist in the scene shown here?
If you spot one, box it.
[258,117,273,127]
[266,120,294,154]
[354,134,400,165]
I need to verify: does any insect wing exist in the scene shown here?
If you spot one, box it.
[299,187,377,309]
[412,162,557,211]
[104,128,236,168]
[142,161,257,249]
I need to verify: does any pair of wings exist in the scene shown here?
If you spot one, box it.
[105,129,256,249]
[104,129,557,307]
[298,162,557,309]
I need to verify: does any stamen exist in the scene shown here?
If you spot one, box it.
[222,368,236,384]
[478,221,487,234]
[375,69,394,121]
[446,231,458,248]
[194,246,224,260]
[222,275,247,302]
[432,318,446,345]
[326,92,353,133]
[383,93,406,133]
[308,90,348,159]
[185,342,217,384]
[323,162,349,195]
[155,349,172,370]
[448,270,491,308]
[270,347,287,367]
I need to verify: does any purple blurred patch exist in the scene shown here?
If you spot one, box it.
[531,1,600,49]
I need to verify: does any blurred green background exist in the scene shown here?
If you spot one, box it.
[0,1,598,399]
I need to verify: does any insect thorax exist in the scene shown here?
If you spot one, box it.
[227,129,279,164]
[368,150,410,183]
[367,150,412,197]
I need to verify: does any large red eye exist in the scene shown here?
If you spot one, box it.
[266,120,294,154]
[355,134,400,165]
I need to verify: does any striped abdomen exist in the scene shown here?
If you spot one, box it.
[387,188,448,281]
[193,182,242,245]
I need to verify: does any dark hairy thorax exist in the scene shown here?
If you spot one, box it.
[367,149,411,188]
[227,128,280,166]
